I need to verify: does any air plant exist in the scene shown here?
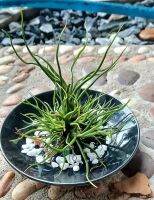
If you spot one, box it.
[3,11,130,187]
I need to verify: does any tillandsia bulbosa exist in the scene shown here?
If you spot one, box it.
[2,11,131,187]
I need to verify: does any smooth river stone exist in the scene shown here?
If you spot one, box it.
[2,94,21,106]
[6,83,24,94]
[139,28,154,40]
[0,55,15,65]
[139,83,154,102]
[129,54,146,63]
[118,69,140,85]
[0,65,13,75]
[12,72,29,83]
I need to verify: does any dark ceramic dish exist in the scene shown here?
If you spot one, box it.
[0,90,140,185]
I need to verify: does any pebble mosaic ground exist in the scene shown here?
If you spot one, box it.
[0,44,154,199]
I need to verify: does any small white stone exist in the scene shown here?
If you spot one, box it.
[26,138,33,144]
[95,148,105,158]
[106,137,112,144]
[34,131,40,136]
[87,152,97,161]
[55,156,65,164]
[22,144,29,149]
[83,148,90,153]
[138,46,148,54]
[27,149,36,157]
[92,159,99,165]
[35,148,43,155]
[51,161,59,168]
[73,165,80,172]
[89,142,95,149]
[39,131,50,136]
[27,143,35,150]
[75,155,82,163]
[98,46,108,54]
[21,149,29,154]
[97,144,107,151]
[36,155,44,163]
[66,154,74,164]
[59,163,69,170]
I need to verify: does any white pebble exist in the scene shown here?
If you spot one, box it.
[35,148,43,155]
[89,142,95,149]
[51,161,59,168]
[21,149,29,154]
[95,146,105,158]
[26,138,33,144]
[39,131,50,136]
[59,163,69,170]
[34,131,40,136]
[83,148,90,153]
[27,149,37,157]
[56,156,65,164]
[92,159,99,165]
[97,144,107,151]
[106,137,112,144]
[73,165,80,172]
[75,155,82,163]
[27,143,35,150]
[36,155,44,163]
[66,154,74,164]
[87,152,97,161]
[22,144,29,149]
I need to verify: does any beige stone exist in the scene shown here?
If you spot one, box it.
[2,94,21,106]
[139,28,154,40]
[0,65,13,75]
[0,55,15,65]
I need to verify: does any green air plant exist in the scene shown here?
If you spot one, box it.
[3,11,130,187]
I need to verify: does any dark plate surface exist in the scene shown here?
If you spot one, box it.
[0,90,140,185]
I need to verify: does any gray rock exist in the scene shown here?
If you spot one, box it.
[40,23,53,34]
[124,34,147,45]
[118,26,141,38]
[95,37,110,45]
[1,38,11,46]
[9,21,21,32]
[118,70,140,85]
[72,18,83,26]
[69,38,80,45]
[12,38,24,45]
[29,17,41,26]
[84,16,96,32]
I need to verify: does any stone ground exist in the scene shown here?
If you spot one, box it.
[0,44,154,199]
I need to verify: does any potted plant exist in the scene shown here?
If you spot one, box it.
[0,12,139,187]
